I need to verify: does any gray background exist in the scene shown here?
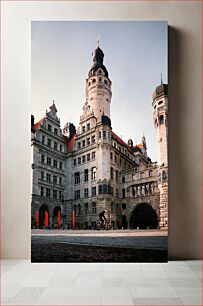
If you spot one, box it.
[1,1,202,259]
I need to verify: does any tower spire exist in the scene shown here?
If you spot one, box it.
[97,35,100,48]
[160,72,163,85]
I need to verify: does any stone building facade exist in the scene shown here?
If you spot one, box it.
[31,43,168,230]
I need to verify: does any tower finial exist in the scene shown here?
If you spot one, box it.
[160,72,163,85]
[97,35,100,48]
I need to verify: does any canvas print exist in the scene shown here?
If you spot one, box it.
[31,21,168,262]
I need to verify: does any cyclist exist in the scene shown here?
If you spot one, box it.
[98,210,106,229]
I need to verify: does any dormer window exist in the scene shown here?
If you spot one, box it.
[98,69,102,73]
[104,80,107,84]
[92,78,96,83]
[99,77,102,82]
[158,100,163,105]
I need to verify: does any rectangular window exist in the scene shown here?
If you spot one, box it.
[122,176,125,183]
[103,131,106,139]
[54,128,58,136]
[46,188,51,198]
[53,189,57,199]
[149,170,153,177]
[116,170,119,182]
[59,190,62,200]
[92,151,96,160]
[74,159,77,166]
[115,154,117,163]
[59,177,62,185]
[48,124,52,132]
[92,203,96,214]
[78,157,81,165]
[75,172,80,184]
[87,123,90,131]
[99,131,101,138]
[122,188,125,198]
[110,152,113,160]
[91,167,96,180]
[87,153,90,161]
[53,160,58,168]
[110,167,114,180]
[54,141,57,149]
[82,126,85,133]
[116,189,119,198]
[47,156,51,166]
[84,188,89,198]
[59,161,62,170]
[40,187,44,197]
[41,171,44,180]
[87,137,90,146]
[82,155,86,163]
[92,186,96,197]
[140,172,144,179]
[60,144,62,152]
[46,173,51,182]
[47,138,52,147]
[82,140,85,147]
[78,142,81,150]
[111,187,114,196]
[75,190,80,199]
[92,135,95,143]
[42,135,45,144]
[84,169,88,182]
[53,175,57,184]
[41,154,45,163]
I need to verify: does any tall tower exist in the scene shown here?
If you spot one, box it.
[152,78,168,229]
[86,41,112,122]
[152,79,168,166]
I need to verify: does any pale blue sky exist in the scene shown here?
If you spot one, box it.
[31,21,167,161]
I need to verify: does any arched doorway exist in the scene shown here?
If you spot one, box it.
[39,205,49,228]
[122,215,128,229]
[130,203,158,229]
[53,206,61,227]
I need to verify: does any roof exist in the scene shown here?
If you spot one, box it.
[152,83,168,101]
[137,144,143,149]
[67,134,77,153]
[112,131,129,148]
[32,117,45,131]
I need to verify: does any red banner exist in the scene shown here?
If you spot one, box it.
[72,210,76,229]
[35,212,39,226]
[44,211,49,227]
[58,210,61,227]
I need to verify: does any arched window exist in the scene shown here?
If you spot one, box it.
[98,69,102,73]
[154,119,158,127]
[92,78,96,83]
[162,171,167,182]
[88,81,91,86]
[122,203,126,210]
[159,115,164,125]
